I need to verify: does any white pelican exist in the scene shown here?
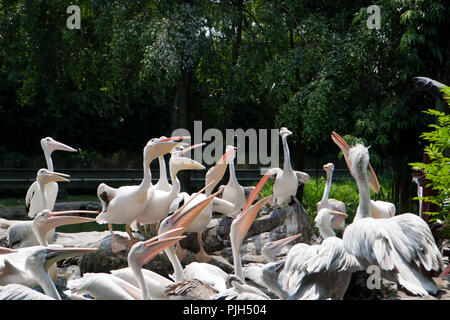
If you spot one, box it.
[95,136,188,252]
[177,147,237,262]
[218,146,256,218]
[331,131,396,220]
[341,142,444,296]
[265,128,310,215]
[25,137,77,218]
[133,143,205,230]
[259,208,361,300]
[7,169,71,248]
[316,163,346,213]
[0,246,97,299]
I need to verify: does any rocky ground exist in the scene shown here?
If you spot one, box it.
[1,201,449,300]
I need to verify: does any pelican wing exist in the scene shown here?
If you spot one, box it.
[0,284,54,300]
[67,273,141,300]
[343,215,444,295]
[265,167,282,180]
[164,279,218,300]
[294,171,310,184]
[97,183,117,212]
[25,182,38,217]
[212,198,236,215]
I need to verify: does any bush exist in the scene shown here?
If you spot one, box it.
[409,88,450,236]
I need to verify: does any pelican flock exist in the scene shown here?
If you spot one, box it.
[0,128,447,301]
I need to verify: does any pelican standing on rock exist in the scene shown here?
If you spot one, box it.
[265,128,310,216]
[25,137,77,218]
[218,146,256,218]
[341,141,444,296]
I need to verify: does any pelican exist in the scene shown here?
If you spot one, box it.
[331,131,396,220]
[341,142,444,296]
[7,169,71,248]
[265,128,310,215]
[133,143,205,231]
[259,208,361,300]
[25,137,77,218]
[177,147,237,262]
[218,146,256,218]
[317,163,346,212]
[0,246,97,299]
[95,136,188,252]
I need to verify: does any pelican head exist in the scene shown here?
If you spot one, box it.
[280,127,293,137]
[25,246,98,299]
[36,169,70,188]
[314,208,348,239]
[261,233,302,262]
[128,230,185,268]
[170,143,205,172]
[348,144,370,178]
[31,209,98,246]
[40,137,77,155]
[323,163,334,172]
[145,136,191,162]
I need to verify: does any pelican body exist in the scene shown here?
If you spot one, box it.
[25,137,77,218]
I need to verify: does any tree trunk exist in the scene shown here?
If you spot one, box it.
[231,0,244,66]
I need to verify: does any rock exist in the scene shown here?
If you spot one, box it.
[0,204,26,220]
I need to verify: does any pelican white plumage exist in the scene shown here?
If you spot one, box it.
[331,131,396,220]
[177,147,237,262]
[340,140,444,296]
[154,155,172,192]
[218,146,256,218]
[95,136,188,252]
[265,128,310,214]
[133,143,205,229]
[25,137,77,218]
[7,169,71,248]
[260,207,361,300]
[0,246,97,299]
[317,163,346,212]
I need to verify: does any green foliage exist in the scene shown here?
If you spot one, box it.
[409,89,450,235]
